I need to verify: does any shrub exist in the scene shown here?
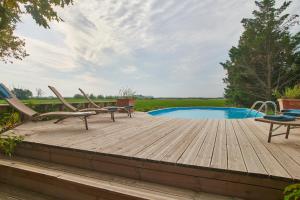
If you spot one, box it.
[274,85,300,99]
[0,111,23,156]
[283,85,300,99]
[0,134,24,156]
[284,183,300,200]
[0,111,21,132]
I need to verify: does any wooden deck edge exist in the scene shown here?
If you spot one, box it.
[13,141,296,200]
[0,163,146,200]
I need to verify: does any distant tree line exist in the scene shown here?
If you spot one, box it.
[8,87,153,100]
[11,88,33,99]
[73,93,154,100]
[222,0,300,107]
[10,87,46,99]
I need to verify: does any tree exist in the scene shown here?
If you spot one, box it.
[89,94,96,99]
[36,88,44,98]
[73,94,84,99]
[12,88,32,99]
[0,0,72,63]
[97,94,104,99]
[221,0,300,106]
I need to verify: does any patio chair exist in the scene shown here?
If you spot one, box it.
[280,109,300,117]
[48,86,117,121]
[281,109,300,112]
[255,115,300,143]
[0,83,96,130]
[78,88,133,118]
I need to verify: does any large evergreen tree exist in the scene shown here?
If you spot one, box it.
[221,0,300,106]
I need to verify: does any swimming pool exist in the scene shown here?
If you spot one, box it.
[148,107,263,119]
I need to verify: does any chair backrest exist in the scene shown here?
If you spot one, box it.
[78,88,100,108]
[48,86,77,112]
[0,83,38,117]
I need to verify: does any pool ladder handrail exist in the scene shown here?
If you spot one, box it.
[258,101,277,115]
[246,101,265,117]
[246,101,277,117]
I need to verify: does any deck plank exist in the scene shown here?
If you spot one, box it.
[147,120,199,161]
[177,120,213,165]
[102,119,182,155]
[238,119,290,178]
[24,115,154,146]
[0,156,242,200]
[123,120,194,158]
[253,121,300,166]
[210,119,227,170]
[95,117,171,149]
[245,120,300,180]
[162,120,208,163]
[0,183,56,200]
[194,120,219,167]
[226,120,247,172]
[231,120,267,174]
[70,117,170,151]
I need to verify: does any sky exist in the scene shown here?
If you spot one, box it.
[0,0,299,98]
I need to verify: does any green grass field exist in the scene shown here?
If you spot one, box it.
[0,98,228,112]
[135,99,228,112]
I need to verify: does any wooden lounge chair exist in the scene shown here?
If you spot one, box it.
[255,117,300,143]
[78,88,133,118]
[48,86,117,121]
[0,83,96,130]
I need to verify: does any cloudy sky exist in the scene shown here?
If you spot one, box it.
[0,0,299,97]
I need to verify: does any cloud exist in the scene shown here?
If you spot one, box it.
[22,37,78,72]
[0,0,299,97]
[121,65,137,74]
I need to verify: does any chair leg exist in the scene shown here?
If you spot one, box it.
[285,125,291,139]
[128,109,132,118]
[111,112,115,122]
[268,123,274,143]
[84,116,88,130]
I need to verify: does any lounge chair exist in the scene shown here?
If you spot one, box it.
[48,86,117,121]
[255,115,300,142]
[78,88,133,118]
[0,83,96,130]
[282,109,300,112]
[280,109,300,117]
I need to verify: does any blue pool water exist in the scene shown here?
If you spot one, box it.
[148,107,263,119]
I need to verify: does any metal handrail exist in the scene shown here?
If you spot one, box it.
[263,101,277,114]
[246,101,265,117]
[247,101,278,117]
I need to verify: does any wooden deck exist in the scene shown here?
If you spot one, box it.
[0,156,241,200]
[0,183,56,200]
[7,112,300,199]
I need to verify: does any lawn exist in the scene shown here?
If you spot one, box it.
[135,99,228,112]
[0,98,228,112]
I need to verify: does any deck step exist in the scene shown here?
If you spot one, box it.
[0,156,240,200]
[0,183,56,200]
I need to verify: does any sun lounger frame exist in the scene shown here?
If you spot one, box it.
[255,118,300,142]
[0,83,95,130]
